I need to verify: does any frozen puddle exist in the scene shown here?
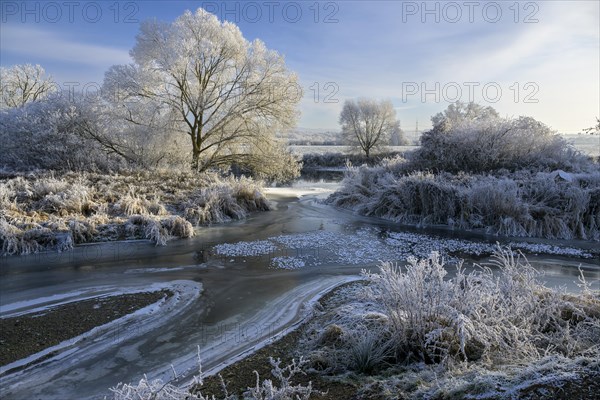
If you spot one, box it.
[213,228,594,270]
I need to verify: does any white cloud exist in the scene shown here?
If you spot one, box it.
[0,25,131,67]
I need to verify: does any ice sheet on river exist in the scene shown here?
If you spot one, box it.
[213,228,594,270]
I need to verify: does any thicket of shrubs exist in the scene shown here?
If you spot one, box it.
[301,248,600,398]
[413,113,589,173]
[0,96,131,172]
[301,151,403,170]
[0,94,302,181]
[328,166,600,240]
[328,102,600,241]
[0,170,269,255]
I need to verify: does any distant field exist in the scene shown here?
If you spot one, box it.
[563,134,600,157]
[291,135,599,158]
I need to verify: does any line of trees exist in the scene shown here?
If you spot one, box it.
[0,9,302,181]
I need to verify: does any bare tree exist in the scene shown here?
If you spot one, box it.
[103,8,301,174]
[0,64,56,109]
[339,98,398,158]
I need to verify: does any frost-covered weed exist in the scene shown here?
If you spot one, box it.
[116,191,168,216]
[117,192,150,216]
[245,357,318,400]
[0,218,73,255]
[162,216,195,239]
[69,219,96,244]
[109,354,317,400]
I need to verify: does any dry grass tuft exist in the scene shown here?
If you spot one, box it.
[0,170,268,254]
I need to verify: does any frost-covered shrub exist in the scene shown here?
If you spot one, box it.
[362,248,600,366]
[183,177,270,226]
[301,151,404,169]
[0,96,126,172]
[412,102,592,173]
[328,168,600,240]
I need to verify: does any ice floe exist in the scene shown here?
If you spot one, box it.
[210,228,594,270]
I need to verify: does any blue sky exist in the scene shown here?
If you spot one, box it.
[1,1,598,133]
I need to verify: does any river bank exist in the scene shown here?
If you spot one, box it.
[0,290,171,367]
[0,169,269,255]
[195,270,600,400]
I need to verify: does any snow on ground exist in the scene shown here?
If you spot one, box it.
[211,228,594,271]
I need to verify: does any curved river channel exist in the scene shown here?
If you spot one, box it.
[1,178,599,399]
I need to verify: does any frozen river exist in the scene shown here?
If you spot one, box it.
[1,178,598,399]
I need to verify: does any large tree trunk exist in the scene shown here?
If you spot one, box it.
[191,126,202,171]
[191,133,201,171]
[191,149,200,171]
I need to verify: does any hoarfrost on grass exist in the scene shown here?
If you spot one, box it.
[0,171,270,255]
[299,247,600,398]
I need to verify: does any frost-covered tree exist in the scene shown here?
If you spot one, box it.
[583,117,600,135]
[0,92,126,171]
[103,8,301,177]
[430,101,499,132]
[414,102,587,173]
[339,98,398,158]
[0,64,56,109]
[390,124,408,146]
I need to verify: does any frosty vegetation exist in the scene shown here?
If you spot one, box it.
[0,8,309,256]
[301,151,403,170]
[0,171,269,255]
[109,247,599,399]
[0,64,56,109]
[109,349,317,400]
[328,102,600,240]
[300,247,600,398]
[0,8,302,178]
[339,98,403,158]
